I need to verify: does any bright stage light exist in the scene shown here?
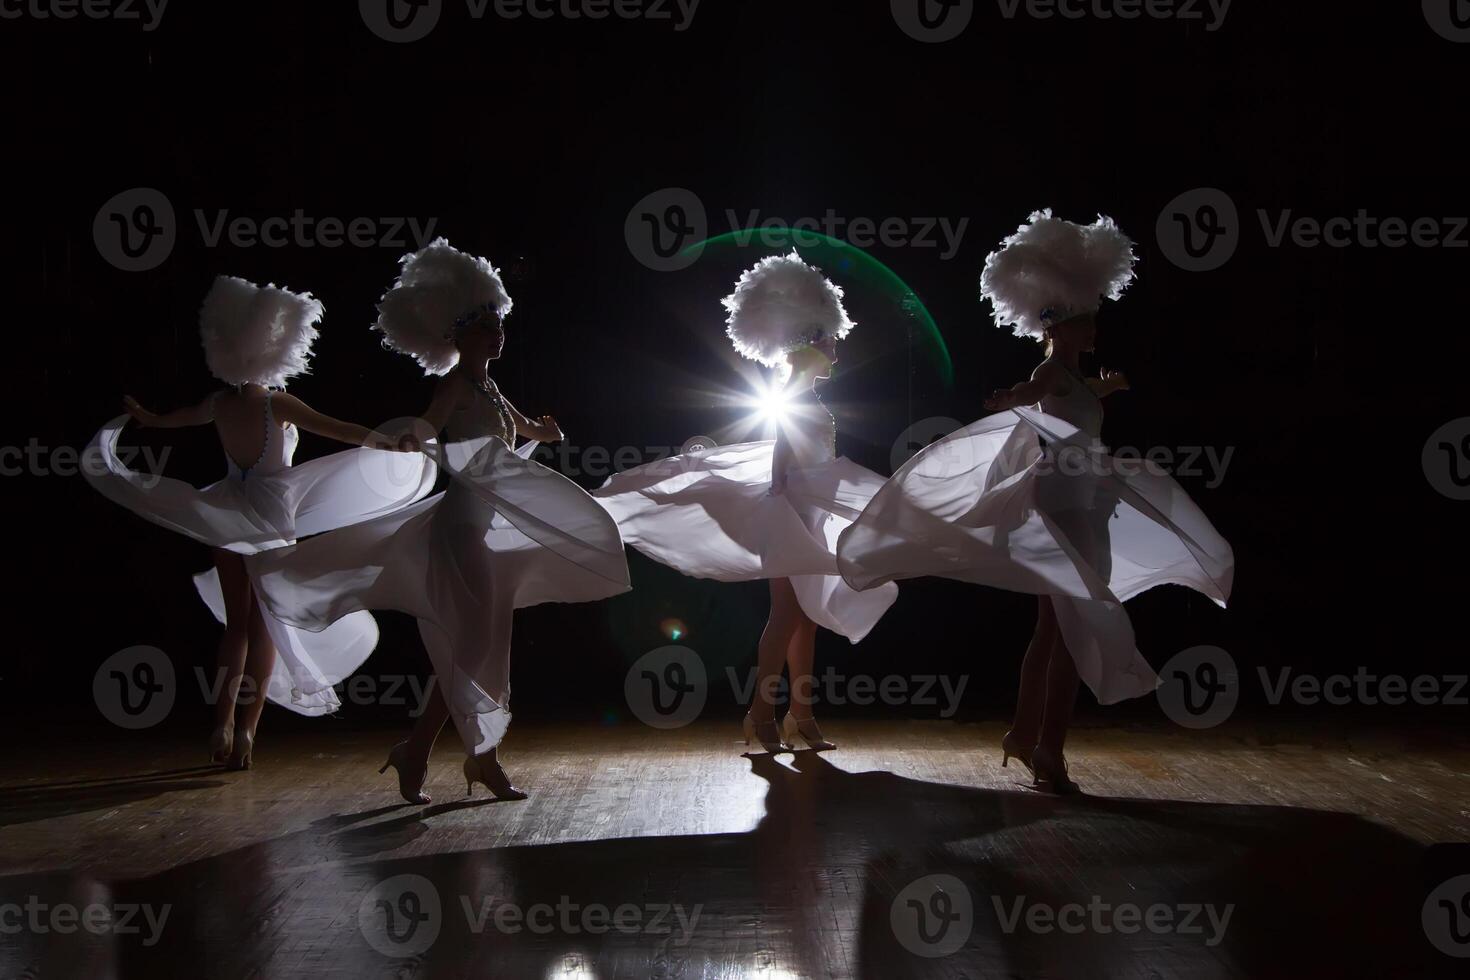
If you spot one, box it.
[749,381,792,424]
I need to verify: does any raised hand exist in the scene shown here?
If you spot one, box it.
[123,395,159,426]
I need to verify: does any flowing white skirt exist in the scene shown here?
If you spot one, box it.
[85,416,439,715]
[594,441,898,643]
[249,436,632,754]
[836,409,1234,704]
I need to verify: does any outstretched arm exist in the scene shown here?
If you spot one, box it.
[503,395,564,443]
[271,393,405,450]
[123,394,214,429]
[984,361,1065,412]
[1086,367,1130,399]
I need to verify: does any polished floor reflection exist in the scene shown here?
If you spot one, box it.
[1,718,1465,978]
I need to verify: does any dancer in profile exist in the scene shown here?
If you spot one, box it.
[250,239,630,803]
[598,252,898,753]
[837,211,1234,793]
[86,276,437,769]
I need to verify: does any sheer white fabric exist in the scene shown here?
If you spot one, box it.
[248,393,632,756]
[595,404,899,644]
[85,400,439,715]
[836,395,1233,704]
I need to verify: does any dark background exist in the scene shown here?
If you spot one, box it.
[1,1,1465,732]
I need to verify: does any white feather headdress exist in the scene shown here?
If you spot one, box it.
[980,210,1138,341]
[722,251,855,370]
[199,275,324,389]
[373,238,513,376]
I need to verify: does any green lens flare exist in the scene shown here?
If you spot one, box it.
[684,229,954,387]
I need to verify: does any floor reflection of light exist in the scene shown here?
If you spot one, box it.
[750,951,800,979]
[547,951,595,979]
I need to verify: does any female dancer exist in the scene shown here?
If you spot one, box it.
[597,252,899,753]
[86,276,437,768]
[249,239,631,802]
[837,211,1234,793]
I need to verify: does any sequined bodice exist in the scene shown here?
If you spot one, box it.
[447,374,515,444]
[1037,361,1103,438]
[783,386,837,467]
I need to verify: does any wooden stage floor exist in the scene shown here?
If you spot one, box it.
[1,717,1466,978]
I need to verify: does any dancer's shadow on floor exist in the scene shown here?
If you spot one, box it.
[0,767,225,827]
[0,753,1456,980]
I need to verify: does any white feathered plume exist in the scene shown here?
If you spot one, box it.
[199,275,324,389]
[374,238,513,376]
[980,210,1138,341]
[722,251,855,370]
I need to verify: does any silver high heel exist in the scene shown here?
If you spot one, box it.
[379,741,431,804]
[1000,730,1036,778]
[463,753,527,801]
[781,714,836,751]
[1030,744,1080,795]
[226,728,254,771]
[742,713,787,754]
[209,726,233,765]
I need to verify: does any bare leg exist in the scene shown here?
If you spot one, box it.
[1009,597,1059,747]
[1038,630,1080,758]
[405,679,451,766]
[210,550,252,754]
[783,607,820,722]
[750,577,803,724]
[233,596,277,742]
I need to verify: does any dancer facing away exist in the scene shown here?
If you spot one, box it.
[249,239,630,803]
[86,276,436,769]
[597,252,898,754]
[837,212,1234,793]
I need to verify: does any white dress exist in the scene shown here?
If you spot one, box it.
[85,392,439,715]
[836,363,1234,704]
[248,378,632,755]
[595,387,898,642]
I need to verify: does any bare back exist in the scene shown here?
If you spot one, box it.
[213,385,289,472]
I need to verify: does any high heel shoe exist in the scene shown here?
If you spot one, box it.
[1030,744,1080,795]
[463,753,528,801]
[781,714,836,751]
[209,726,234,765]
[1000,730,1035,778]
[226,728,254,772]
[378,741,431,805]
[742,713,787,754]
